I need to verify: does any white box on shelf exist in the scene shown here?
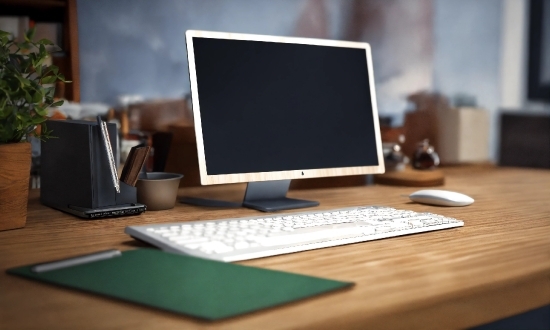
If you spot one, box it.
[437,107,490,164]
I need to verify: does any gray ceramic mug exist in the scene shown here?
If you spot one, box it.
[136,172,183,211]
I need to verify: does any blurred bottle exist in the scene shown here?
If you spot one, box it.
[413,139,440,170]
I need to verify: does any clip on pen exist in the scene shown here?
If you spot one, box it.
[97,116,120,193]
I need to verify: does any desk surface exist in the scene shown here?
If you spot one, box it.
[1,166,550,329]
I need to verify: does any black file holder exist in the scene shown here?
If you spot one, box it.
[41,120,146,219]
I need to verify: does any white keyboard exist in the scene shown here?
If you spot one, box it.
[125,206,464,262]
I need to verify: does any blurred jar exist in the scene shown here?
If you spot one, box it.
[413,139,440,170]
[382,142,408,171]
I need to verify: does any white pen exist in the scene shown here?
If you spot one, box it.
[97,116,120,193]
[31,249,122,273]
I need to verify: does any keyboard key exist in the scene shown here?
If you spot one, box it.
[375,226,392,233]
[174,237,209,244]
[235,242,250,249]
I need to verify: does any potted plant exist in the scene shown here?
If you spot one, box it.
[0,28,68,230]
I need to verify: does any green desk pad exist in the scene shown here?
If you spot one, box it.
[7,249,353,320]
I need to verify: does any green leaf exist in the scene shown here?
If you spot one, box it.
[41,76,57,84]
[41,65,59,77]
[18,54,32,72]
[34,56,44,69]
[36,38,54,46]
[51,100,64,107]
[25,28,36,42]
[32,91,42,104]
[8,54,22,72]
[50,65,59,75]
[19,41,31,51]
[15,75,31,87]
[28,52,36,61]
[0,27,65,143]
[34,105,48,116]
[32,116,47,124]
[24,91,32,103]
[1,105,17,119]
[39,44,46,58]
[39,122,56,141]
[44,87,55,98]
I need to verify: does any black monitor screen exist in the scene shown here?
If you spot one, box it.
[192,37,379,175]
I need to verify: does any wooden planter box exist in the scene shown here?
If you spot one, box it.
[0,143,31,231]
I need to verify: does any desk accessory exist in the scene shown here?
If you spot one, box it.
[408,190,474,207]
[136,172,183,210]
[412,139,440,170]
[382,142,408,171]
[125,206,464,262]
[7,248,353,320]
[120,144,151,186]
[41,120,146,219]
[31,249,122,273]
[97,116,120,193]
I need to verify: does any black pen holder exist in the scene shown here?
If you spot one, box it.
[41,120,146,219]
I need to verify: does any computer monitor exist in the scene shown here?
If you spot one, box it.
[185,30,384,212]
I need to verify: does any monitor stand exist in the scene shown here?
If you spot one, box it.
[242,180,319,212]
[180,179,319,212]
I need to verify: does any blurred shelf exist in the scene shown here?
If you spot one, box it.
[0,0,80,101]
[0,0,66,8]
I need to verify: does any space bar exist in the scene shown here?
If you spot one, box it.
[258,227,365,247]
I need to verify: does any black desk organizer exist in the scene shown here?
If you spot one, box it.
[41,120,146,219]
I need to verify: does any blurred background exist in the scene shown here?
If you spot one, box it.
[2,0,549,171]
[77,0,548,167]
[1,2,549,327]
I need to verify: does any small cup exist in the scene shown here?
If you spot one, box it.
[136,172,183,211]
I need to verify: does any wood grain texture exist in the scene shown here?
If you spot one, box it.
[1,165,550,329]
[165,123,202,187]
[0,143,31,231]
[374,166,445,186]
[65,0,80,102]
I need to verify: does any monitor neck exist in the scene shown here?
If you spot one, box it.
[243,180,319,212]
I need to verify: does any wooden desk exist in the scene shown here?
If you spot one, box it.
[1,166,549,329]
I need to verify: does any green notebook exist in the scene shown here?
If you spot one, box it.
[7,249,353,320]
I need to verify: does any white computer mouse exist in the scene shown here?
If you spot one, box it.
[408,189,474,207]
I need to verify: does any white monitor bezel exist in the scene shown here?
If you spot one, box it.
[186,30,385,185]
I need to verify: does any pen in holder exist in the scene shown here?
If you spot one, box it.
[41,120,146,219]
